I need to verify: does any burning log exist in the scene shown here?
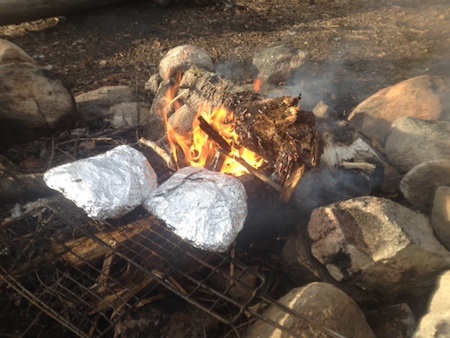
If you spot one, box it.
[197,116,282,192]
[234,96,321,201]
[151,66,322,201]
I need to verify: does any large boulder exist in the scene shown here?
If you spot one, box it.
[432,186,450,250]
[414,270,450,338]
[308,196,450,297]
[245,282,375,338]
[400,159,450,211]
[0,38,35,65]
[0,63,77,146]
[348,75,450,145]
[384,117,450,173]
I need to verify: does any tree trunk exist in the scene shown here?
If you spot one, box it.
[0,0,131,25]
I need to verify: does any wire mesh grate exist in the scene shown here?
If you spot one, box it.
[0,196,343,338]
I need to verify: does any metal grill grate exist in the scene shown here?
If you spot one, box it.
[0,196,342,338]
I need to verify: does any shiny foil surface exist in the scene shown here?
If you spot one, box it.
[44,145,158,220]
[144,167,247,252]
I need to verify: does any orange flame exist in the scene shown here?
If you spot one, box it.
[253,78,263,93]
[162,80,263,176]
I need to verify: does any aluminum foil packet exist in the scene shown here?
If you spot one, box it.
[144,167,247,252]
[44,145,157,220]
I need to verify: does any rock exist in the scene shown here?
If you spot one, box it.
[0,155,52,204]
[244,282,375,338]
[75,86,137,123]
[348,75,450,145]
[0,38,35,65]
[107,102,152,128]
[282,226,331,285]
[106,101,165,141]
[384,117,450,173]
[144,73,162,94]
[0,63,77,146]
[414,270,450,338]
[432,186,450,250]
[159,45,214,81]
[312,100,338,120]
[400,160,450,211]
[168,104,197,135]
[308,196,450,297]
[365,304,416,338]
[252,45,309,84]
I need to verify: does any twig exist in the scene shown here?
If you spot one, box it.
[139,137,176,170]
[197,116,282,192]
[1,196,62,228]
[228,154,282,192]
[152,270,188,295]
[136,293,166,308]
[198,116,232,153]
[163,89,189,112]
[96,244,117,295]
[340,161,376,173]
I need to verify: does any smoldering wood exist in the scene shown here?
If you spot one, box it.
[152,67,322,201]
[198,116,282,192]
[0,0,133,26]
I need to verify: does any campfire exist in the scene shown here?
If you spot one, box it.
[164,102,264,177]
[149,66,322,202]
[4,41,443,338]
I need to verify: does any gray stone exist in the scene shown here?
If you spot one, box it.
[400,160,450,211]
[107,101,165,141]
[252,45,309,84]
[0,38,35,65]
[107,102,152,128]
[144,73,162,94]
[245,282,375,338]
[159,45,214,80]
[348,75,450,146]
[414,270,450,338]
[0,63,77,146]
[384,117,450,173]
[308,196,450,297]
[432,186,450,250]
[365,304,416,338]
[75,86,137,123]
[168,104,197,135]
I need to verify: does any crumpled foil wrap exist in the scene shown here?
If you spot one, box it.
[144,167,248,252]
[44,145,157,220]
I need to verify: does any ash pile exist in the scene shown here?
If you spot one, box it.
[1,40,450,338]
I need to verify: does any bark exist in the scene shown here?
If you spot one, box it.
[0,0,131,25]
[152,67,323,201]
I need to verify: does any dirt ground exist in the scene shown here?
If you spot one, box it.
[1,1,450,336]
[1,0,450,114]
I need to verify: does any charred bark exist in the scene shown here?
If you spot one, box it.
[151,66,322,201]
